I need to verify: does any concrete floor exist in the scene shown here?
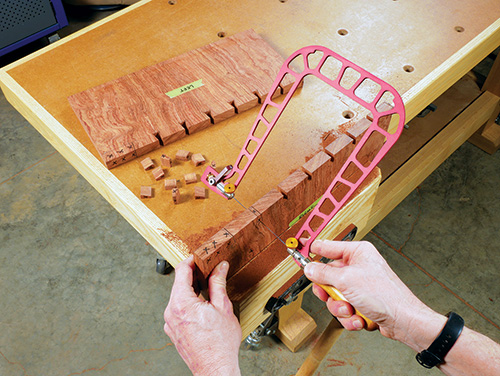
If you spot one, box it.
[1,6,499,376]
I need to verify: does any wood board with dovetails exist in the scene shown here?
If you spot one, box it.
[67,29,295,169]
[193,105,393,310]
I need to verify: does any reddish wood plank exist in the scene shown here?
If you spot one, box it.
[194,228,235,279]
[301,151,336,201]
[68,29,294,169]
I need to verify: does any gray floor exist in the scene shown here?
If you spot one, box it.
[1,7,499,376]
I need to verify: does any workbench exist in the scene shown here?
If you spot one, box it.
[1,0,499,353]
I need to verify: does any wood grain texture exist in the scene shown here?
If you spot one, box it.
[296,318,344,376]
[164,179,177,190]
[184,172,198,184]
[194,186,207,199]
[276,294,317,353]
[191,153,206,166]
[67,29,294,169]
[175,150,191,161]
[140,157,154,170]
[161,154,172,168]
[140,186,152,198]
[152,167,164,180]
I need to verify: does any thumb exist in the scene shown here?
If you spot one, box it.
[304,261,345,287]
[208,261,232,311]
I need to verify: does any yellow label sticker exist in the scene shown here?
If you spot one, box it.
[166,79,204,98]
[289,196,322,227]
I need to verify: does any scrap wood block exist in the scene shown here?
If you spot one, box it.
[176,150,191,161]
[172,188,180,204]
[161,154,172,167]
[68,29,294,169]
[191,153,206,166]
[194,186,207,199]
[276,304,317,352]
[152,166,165,180]
[164,179,177,190]
[140,186,153,198]
[276,294,317,352]
[184,172,198,184]
[141,157,154,170]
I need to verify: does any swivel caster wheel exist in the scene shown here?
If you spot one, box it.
[156,258,173,275]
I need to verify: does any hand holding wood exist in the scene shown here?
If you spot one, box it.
[164,256,242,376]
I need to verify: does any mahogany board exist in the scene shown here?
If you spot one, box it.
[68,29,294,169]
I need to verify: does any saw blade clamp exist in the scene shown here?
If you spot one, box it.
[207,165,235,199]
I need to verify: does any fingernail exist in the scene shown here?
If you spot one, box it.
[313,239,323,246]
[304,263,315,278]
[219,261,229,272]
[353,320,364,330]
[338,306,349,317]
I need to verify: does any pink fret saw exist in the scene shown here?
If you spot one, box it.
[201,45,405,329]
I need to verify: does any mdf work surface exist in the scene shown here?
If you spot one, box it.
[1,0,500,338]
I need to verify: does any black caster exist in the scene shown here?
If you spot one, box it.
[156,258,173,275]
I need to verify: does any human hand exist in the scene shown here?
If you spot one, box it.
[304,240,444,344]
[164,255,242,376]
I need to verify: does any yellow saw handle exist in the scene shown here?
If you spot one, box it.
[317,283,378,331]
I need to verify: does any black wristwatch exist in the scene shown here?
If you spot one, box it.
[416,312,464,369]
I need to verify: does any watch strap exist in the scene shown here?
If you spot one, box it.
[416,312,464,368]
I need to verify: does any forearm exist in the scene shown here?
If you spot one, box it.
[438,327,500,376]
[394,307,500,376]
[191,359,241,376]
